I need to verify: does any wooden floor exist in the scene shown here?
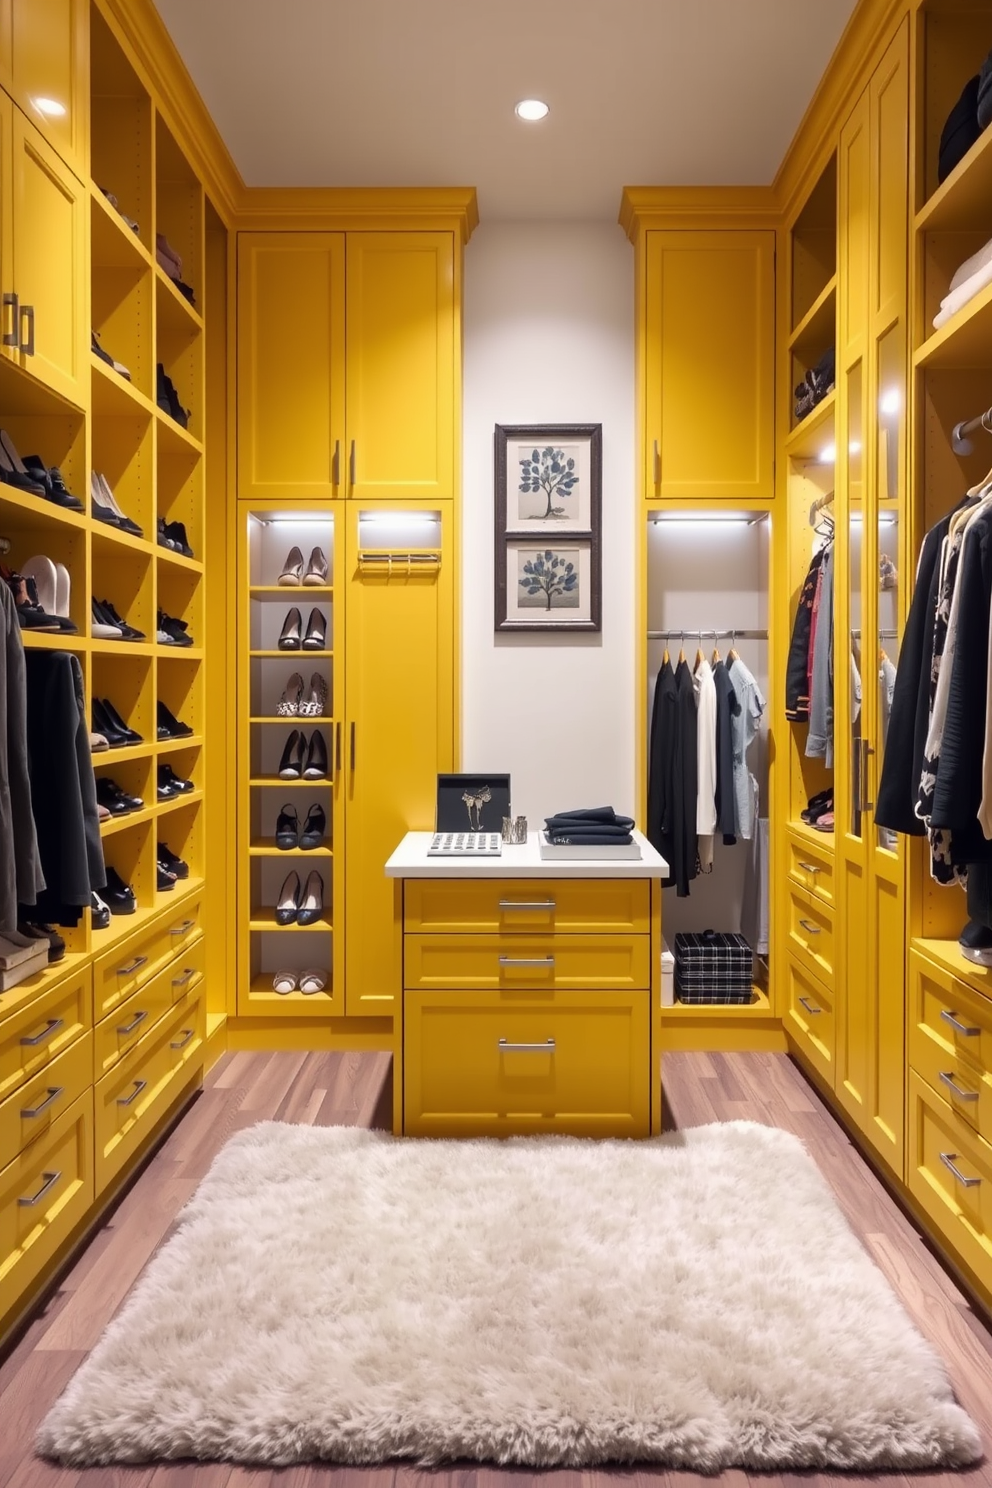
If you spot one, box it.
[2,1048,992,1487]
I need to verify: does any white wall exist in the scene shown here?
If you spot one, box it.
[461,223,635,827]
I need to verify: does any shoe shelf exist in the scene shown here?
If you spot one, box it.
[156,411,203,460]
[0,484,88,532]
[155,267,204,339]
[21,631,88,652]
[249,649,334,659]
[247,977,335,1004]
[249,909,334,933]
[249,840,333,857]
[157,547,204,577]
[89,187,154,276]
[249,585,334,596]
[159,789,205,820]
[249,777,332,788]
[158,733,204,755]
[92,522,154,561]
[100,807,155,840]
[90,355,158,421]
[783,388,837,459]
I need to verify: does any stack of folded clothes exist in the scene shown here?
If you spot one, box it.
[543,806,635,845]
[933,234,992,329]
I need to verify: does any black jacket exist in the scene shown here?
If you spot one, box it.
[785,548,825,721]
[647,657,678,870]
[712,659,740,843]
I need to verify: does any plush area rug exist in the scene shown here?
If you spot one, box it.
[38,1120,981,1470]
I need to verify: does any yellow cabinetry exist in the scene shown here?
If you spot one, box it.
[1,0,87,178]
[643,229,774,501]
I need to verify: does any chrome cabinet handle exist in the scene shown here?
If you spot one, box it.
[349,439,356,487]
[939,1151,981,1188]
[498,956,555,967]
[498,900,557,910]
[939,1071,980,1102]
[172,968,196,989]
[498,1038,555,1053]
[941,1009,980,1037]
[798,919,821,935]
[797,861,821,874]
[117,1079,147,1108]
[116,1009,147,1037]
[18,1170,61,1207]
[117,954,147,976]
[169,919,195,936]
[798,995,821,1015]
[332,438,340,485]
[171,1028,195,1050]
[2,290,19,346]
[20,1018,63,1047]
[19,303,35,356]
[20,1086,64,1119]
[652,439,661,484]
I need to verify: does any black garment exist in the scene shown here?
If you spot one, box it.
[785,547,825,721]
[712,659,740,843]
[876,503,970,835]
[647,657,678,870]
[968,859,992,928]
[669,658,699,898]
[19,651,106,926]
[544,807,634,845]
[0,582,44,931]
[938,74,981,184]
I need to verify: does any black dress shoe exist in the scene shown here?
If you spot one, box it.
[157,861,177,891]
[21,457,85,511]
[278,729,305,779]
[163,520,193,557]
[100,598,145,641]
[275,803,300,850]
[91,892,111,930]
[92,698,132,747]
[157,609,194,646]
[300,803,326,850]
[302,607,326,650]
[158,842,189,879]
[104,866,137,915]
[157,701,193,739]
[278,607,303,650]
[99,697,143,744]
[96,777,135,815]
[159,762,194,794]
[303,729,328,779]
[0,430,45,494]
[17,921,66,963]
[157,517,178,550]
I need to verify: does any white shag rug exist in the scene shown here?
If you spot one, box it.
[38,1120,982,1471]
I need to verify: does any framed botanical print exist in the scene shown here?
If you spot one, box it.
[494,423,602,632]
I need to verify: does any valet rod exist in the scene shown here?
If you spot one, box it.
[951,407,992,455]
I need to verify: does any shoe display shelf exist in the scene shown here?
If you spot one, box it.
[240,507,341,1015]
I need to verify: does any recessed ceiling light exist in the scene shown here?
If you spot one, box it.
[515,99,549,122]
[33,97,67,117]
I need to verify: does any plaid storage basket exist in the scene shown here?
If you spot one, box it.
[673,930,753,1005]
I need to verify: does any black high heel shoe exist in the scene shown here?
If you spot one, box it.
[300,804,326,850]
[278,607,303,650]
[275,870,301,925]
[278,729,306,779]
[302,607,325,650]
[157,701,193,739]
[0,430,45,495]
[297,870,324,926]
[95,697,143,746]
[275,803,300,850]
[303,729,328,779]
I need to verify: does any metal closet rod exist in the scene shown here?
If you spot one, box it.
[647,628,768,640]
[851,628,898,639]
[952,408,992,456]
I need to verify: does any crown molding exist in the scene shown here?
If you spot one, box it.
[619,186,779,242]
[233,187,480,241]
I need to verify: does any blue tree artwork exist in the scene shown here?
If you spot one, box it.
[519,550,580,611]
[519,446,579,520]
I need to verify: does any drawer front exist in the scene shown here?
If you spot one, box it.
[93,896,203,1021]
[404,879,651,934]
[907,1069,992,1289]
[0,1090,94,1329]
[94,989,204,1193]
[785,956,835,1086]
[787,884,834,985]
[0,966,91,1106]
[404,990,650,1136]
[0,1030,92,1162]
[92,942,202,1082]
[909,952,992,1143]
[404,934,651,992]
[787,835,834,906]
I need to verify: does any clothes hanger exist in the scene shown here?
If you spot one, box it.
[678,629,685,665]
[662,643,669,665]
[727,628,738,664]
[0,535,10,556]
[880,646,889,664]
[711,629,721,664]
[694,630,704,669]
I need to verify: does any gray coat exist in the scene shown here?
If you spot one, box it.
[806,544,834,767]
[0,582,45,931]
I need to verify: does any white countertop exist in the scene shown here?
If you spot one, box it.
[385,830,669,879]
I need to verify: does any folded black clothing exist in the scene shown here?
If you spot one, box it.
[547,832,634,846]
[545,807,635,831]
[547,824,635,839]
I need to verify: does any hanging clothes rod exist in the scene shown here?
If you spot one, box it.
[809,489,835,526]
[850,628,899,639]
[951,408,992,456]
[647,628,768,641]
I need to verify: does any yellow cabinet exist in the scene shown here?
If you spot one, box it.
[237,230,455,503]
[9,106,86,406]
[644,229,774,501]
[4,0,87,178]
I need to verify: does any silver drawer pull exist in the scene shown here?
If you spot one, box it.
[116,1009,148,1037]
[498,900,556,910]
[798,919,822,935]
[498,956,555,967]
[116,954,147,977]
[939,1151,981,1188]
[941,1009,980,1037]
[170,918,196,936]
[798,995,821,1015]
[18,1170,61,1207]
[117,1079,147,1108]
[939,1071,980,1102]
[797,861,821,874]
[498,1038,556,1053]
[170,1028,195,1050]
[20,1086,64,1119]
[172,967,197,989]
[20,1017,63,1047]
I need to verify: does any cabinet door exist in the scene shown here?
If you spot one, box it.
[11,109,85,406]
[10,0,87,178]
[644,230,774,501]
[0,0,10,95]
[237,233,346,501]
[0,90,12,363]
[344,509,454,1014]
[345,233,454,501]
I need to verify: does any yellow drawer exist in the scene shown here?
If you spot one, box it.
[786,833,834,907]
[93,895,203,1021]
[0,1030,92,1162]
[785,956,835,1087]
[907,1069,992,1292]
[93,935,204,1081]
[404,989,650,1137]
[0,966,91,1107]
[787,884,834,985]
[404,934,651,992]
[94,989,205,1193]
[0,1089,94,1332]
[404,879,651,934]
[909,951,992,1143]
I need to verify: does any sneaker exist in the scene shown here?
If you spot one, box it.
[959,919,992,967]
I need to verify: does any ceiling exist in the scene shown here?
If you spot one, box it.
[153,0,858,222]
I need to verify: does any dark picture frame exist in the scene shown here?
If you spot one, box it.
[435,773,512,833]
[494,423,602,632]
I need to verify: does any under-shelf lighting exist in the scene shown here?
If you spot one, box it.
[359,513,439,527]
[820,443,836,463]
[648,513,766,526]
[33,97,66,117]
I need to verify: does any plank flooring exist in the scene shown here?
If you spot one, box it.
[2,1048,992,1487]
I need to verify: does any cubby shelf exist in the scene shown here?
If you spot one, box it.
[248,841,333,857]
[916,124,992,234]
[156,410,203,459]
[93,742,154,764]
[91,354,158,419]
[21,631,88,651]
[90,186,153,273]
[249,650,334,659]
[913,278,992,368]
[157,646,205,661]
[155,265,204,335]
[159,790,205,819]
[0,486,88,530]
[249,777,332,787]
[91,523,154,559]
[247,977,333,1003]
[100,808,155,839]
[787,274,837,359]
[248,911,333,933]
[90,640,156,658]
[248,716,335,725]
[158,733,203,754]
[249,586,334,596]
[787,818,835,849]
[156,549,204,576]
[784,388,837,459]
[663,988,772,1017]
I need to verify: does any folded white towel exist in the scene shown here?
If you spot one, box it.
[949,233,992,294]
[934,253,992,328]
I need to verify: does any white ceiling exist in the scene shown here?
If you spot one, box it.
[153,0,857,221]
